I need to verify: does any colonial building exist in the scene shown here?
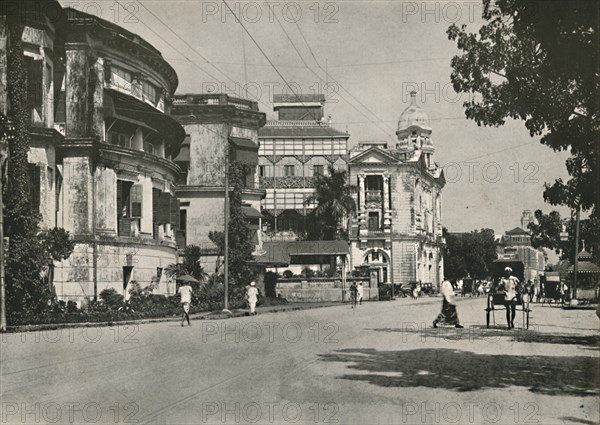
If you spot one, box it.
[1,6,186,304]
[348,92,445,288]
[497,211,546,283]
[258,94,350,238]
[170,94,266,270]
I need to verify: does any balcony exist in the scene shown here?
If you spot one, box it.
[172,94,259,111]
[365,190,382,204]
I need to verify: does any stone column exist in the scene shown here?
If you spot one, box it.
[358,175,365,211]
[383,175,391,230]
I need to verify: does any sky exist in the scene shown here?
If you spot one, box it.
[60,0,573,235]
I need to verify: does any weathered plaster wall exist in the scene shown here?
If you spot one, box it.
[62,157,93,234]
[53,242,178,303]
[94,166,117,232]
[182,195,223,250]
[185,123,227,186]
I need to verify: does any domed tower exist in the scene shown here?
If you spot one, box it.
[396,91,434,167]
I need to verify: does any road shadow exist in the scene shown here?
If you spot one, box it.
[369,326,600,348]
[319,348,599,396]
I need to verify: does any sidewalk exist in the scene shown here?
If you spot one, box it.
[4,301,340,334]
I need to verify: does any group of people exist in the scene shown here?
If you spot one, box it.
[349,281,364,308]
[175,280,261,327]
[433,266,524,330]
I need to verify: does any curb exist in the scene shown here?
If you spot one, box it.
[3,303,339,334]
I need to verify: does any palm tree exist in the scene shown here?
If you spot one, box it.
[305,165,356,240]
[165,245,208,283]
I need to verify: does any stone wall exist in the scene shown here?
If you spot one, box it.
[53,241,178,304]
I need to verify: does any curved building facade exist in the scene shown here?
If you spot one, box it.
[1,7,187,304]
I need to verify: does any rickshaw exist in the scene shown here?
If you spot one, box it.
[539,273,562,305]
[485,260,530,329]
[461,277,474,297]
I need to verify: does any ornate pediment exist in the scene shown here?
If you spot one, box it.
[349,147,399,165]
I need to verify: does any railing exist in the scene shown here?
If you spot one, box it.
[172,94,259,111]
[264,120,331,127]
[366,190,382,203]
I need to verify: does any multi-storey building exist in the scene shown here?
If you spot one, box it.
[1,6,186,304]
[348,92,445,288]
[170,94,266,270]
[258,94,350,237]
[497,211,546,283]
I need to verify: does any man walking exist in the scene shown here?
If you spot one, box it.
[500,267,519,329]
[357,282,364,305]
[177,281,193,327]
[433,277,463,328]
[247,281,259,315]
[349,282,358,308]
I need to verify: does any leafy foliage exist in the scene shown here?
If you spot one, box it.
[528,209,600,263]
[447,0,599,216]
[305,165,356,240]
[443,228,497,280]
[164,245,208,283]
[209,161,257,303]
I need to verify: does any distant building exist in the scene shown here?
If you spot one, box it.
[258,94,350,238]
[497,211,546,283]
[170,94,266,270]
[348,92,445,288]
[1,6,187,303]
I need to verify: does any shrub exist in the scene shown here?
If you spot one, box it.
[282,270,293,279]
[99,288,124,310]
[264,271,278,297]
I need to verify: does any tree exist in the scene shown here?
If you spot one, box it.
[305,165,356,240]
[209,161,256,300]
[443,228,497,280]
[528,209,600,263]
[164,245,208,283]
[447,0,599,217]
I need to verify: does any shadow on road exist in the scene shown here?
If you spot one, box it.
[319,348,599,396]
[369,327,600,348]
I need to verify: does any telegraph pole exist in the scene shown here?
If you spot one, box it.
[223,137,230,313]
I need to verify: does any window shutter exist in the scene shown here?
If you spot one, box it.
[158,192,171,224]
[28,164,41,212]
[170,196,180,230]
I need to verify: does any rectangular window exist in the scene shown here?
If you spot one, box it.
[313,165,324,176]
[142,80,158,104]
[130,185,143,218]
[284,165,295,177]
[112,67,132,90]
[25,56,43,124]
[28,164,41,213]
[259,165,265,177]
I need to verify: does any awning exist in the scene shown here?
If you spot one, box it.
[104,93,158,133]
[241,206,263,219]
[229,136,258,149]
[229,136,258,165]
[567,262,600,274]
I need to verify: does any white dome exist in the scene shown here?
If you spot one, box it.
[397,92,430,132]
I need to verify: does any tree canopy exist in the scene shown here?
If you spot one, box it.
[305,165,356,240]
[447,0,599,216]
[528,209,600,264]
[443,228,497,280]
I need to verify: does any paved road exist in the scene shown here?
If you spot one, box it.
[1,297,599,424]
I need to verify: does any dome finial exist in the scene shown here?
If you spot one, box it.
[410,91,417,105]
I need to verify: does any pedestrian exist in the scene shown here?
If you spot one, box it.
[349,282,358,308]
[560,280,569,304]
[433,278,464,328]
[500,267,519,329]
[177,281,193,327]
[247,281,259,315]
[357,282,364,305]
[527,280,535,303]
